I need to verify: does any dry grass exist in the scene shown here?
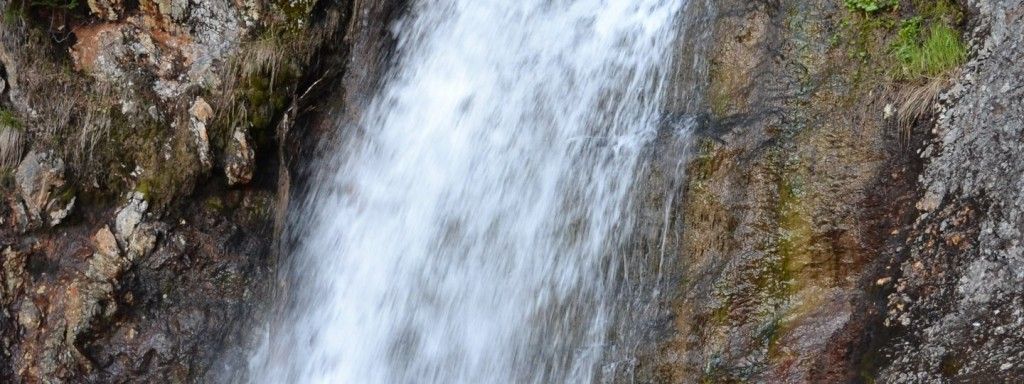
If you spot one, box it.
[0,118,24,171]
[212,9,342,142]
[896,76,949,140]
[1,7,119,170]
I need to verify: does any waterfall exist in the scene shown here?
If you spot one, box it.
[250,0,698,382]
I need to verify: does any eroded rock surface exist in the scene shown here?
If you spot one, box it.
[630,0,999,382]
[881,1,1024,381]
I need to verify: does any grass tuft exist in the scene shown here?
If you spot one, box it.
[844,0,897,13]
[893,21,966,79]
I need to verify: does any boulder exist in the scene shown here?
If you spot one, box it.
[15,151,75,227]
[115,192,159,259]
[115,192,148,245]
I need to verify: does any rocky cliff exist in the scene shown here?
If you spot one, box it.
[0,0,360,381]
[0,0,1021,382]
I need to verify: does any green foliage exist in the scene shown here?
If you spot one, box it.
[0,109,23,130]
[892,18,966,78]
[844,0,896,13]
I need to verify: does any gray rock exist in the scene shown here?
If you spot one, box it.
[150,0,189,21]
[15,151,75,227]
[115,192,147,242]
[880,0,1024,381]
[16,299,40,331]
[114,193,159,260]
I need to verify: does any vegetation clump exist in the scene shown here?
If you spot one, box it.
[892,17,966,79]
[838,0,967,81]
[844,0,897,13]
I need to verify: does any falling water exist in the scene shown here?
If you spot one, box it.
[251,0,699,382]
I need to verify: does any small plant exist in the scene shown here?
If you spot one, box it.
[0,109,22,130]
[892,19,966,79]
[844,0,897,13]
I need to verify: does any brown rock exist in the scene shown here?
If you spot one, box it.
[189,97,213,170]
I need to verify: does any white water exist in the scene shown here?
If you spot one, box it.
[251,1,693,382]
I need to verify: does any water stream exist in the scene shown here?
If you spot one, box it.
[250,1,701,382]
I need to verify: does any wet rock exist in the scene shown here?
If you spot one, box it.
[63,227,134,365]
[225,126,255,186]
[15,151,75,227]
[0,0,354,380]
[86,0,125,21]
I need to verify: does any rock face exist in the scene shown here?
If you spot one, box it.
[880,1,1024,381]
[620,0,1024,383]
[70,0,246,99]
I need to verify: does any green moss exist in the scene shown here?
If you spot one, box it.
[205,196,225,212]
[270,0,316,31]
[775,168,813,294]
[93,105,198,208]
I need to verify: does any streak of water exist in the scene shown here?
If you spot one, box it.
[251,1,698,382]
